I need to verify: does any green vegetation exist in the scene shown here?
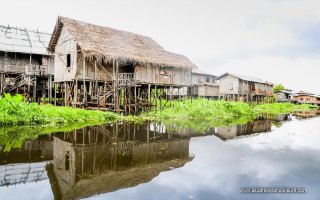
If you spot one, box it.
[0,95,317,151]
[0,93,119,126]
[141,99,258,121]
[254,103,317,114]
[0,122,104,152]
[272,84,285,93]
[125,99,318,132]
[125,99,259,132]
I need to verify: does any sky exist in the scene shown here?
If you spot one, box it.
[1,0,319,94]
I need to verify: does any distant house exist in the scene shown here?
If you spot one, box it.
[274,89,293,102]
[216,73,273,101]
[188,72,219,98]
[292,91,320,105]
[0,25,53,100]
[172,72,219,98]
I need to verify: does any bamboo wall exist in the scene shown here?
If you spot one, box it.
[135,64,191,86]
[54,26,78,82]
[0,51,44,74]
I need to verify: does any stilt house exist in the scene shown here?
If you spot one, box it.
[0,25,53,101]
[216,73,273,102]
[188,72,219,98]
[48,16,196,112]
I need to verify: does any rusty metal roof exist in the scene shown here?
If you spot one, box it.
[0,25,51,55]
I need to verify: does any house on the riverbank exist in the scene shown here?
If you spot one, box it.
[48,16,196,112]
[292,91,320,105]
[274,89,293,102]
[216,73,273,102]
[172,72,219,98]
[188,72,219,98]
[0,25,53,101]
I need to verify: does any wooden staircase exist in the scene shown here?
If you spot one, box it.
[3,74,35,92]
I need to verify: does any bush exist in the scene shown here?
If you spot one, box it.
[0,93,119,126]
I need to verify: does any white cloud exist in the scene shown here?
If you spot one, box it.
[1,0,320,93]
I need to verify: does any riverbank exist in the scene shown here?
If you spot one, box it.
[0,94,317,127]
[127,99,317,122]
[0,94,118,126]
[254,102,318,114]
[0,95,317,151]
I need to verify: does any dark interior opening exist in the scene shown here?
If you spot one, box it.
[67,54,71,67]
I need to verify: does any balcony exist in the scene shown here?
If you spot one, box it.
[25,64,52,76]
[118,73,136,86]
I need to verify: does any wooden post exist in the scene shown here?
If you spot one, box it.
[64,81,67,106]
[160,88,163,110]
[154,85,157,110]
[148,84,151,106]
[0,73,3,95]
[169,85,172,107]
[115,61,119,111]
[33,77,37,102]
[74,79,78,107]
[104,81,107,108]
[54,83,57,106]
[128,86,131,115]
[95,60,98,108]
[134,86,137,113]
[83,58,86,104]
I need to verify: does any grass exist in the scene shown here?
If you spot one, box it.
[254,102,317,114]
[124,99,259,132]
[124,99,318,132]
[141,99,258,121]
[0,93,119,126]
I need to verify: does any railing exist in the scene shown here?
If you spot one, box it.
[25,65,50,76]
[117,73,135,86]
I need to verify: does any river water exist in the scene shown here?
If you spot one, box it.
[0,111,319,200]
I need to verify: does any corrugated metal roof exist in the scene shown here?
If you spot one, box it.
[275,90,293,94]
[192,72,217,77]
[0,25,51,55]
[216,72,267,84]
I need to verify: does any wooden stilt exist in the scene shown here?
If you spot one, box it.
[83,58,86,104]
[54,83,57,106]
[64,81,67,106]
[33,77,37,102]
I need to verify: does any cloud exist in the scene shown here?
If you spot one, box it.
[202,55,320,94]
[1,0,319,93]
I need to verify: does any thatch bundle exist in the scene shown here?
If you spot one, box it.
[48,16,196,69]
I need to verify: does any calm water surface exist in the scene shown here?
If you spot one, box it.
[0,112,319,200]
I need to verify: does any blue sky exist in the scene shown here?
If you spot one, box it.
[1,0,319,94]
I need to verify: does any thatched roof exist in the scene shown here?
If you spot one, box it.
[48,16,196,69]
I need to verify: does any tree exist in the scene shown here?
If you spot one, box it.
[273,84,285,93]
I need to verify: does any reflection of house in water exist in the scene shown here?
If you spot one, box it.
[293,110,319,119]
[214,119,272,141]
[47,123,192,200]
[272,114,292,122]
[0,135,53,186]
